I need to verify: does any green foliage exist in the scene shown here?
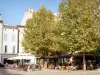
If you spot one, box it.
[22,5,55,56]
[55,0,100,53]
[23,0,100,57]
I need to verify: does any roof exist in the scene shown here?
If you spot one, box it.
[3,24,25,29]
[72,52,95,56]
[3,25,18,29]
[17,25,25,28]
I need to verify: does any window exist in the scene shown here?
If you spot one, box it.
[4,34,7,41]
[13,46,15,53]
[12,35,15,41]
[24,59,30,63]
[5,45,7,53]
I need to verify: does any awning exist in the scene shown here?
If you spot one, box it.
[7,55,36,60]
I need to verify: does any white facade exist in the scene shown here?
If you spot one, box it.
[0,25,18,64]
[18,26,24,53]
[0,15,3,63]
[0,13,36,64]
[21,7,34,25]
[0,8,37,64]
[2,27,18,54]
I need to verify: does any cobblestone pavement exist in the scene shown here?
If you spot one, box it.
[0,68,100,75]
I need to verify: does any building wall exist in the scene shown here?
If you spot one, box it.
[18,27,24,53]
[21,7,33,26]
[0,22,3,63]
[2,28,18,54]
[0,8,36,64]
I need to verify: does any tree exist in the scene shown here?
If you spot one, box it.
[56,0,100,70]
[22,5,54,57]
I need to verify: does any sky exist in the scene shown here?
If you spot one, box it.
[0,0,60,25]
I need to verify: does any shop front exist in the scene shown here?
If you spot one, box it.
[1,54,17,64]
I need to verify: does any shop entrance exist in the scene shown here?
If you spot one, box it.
[4,58,14,64]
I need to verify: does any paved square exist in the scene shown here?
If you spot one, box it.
[0,68,100,75]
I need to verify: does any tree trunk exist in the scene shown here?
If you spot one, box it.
[83,52,86,71]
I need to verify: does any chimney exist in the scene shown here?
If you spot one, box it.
[0,14,3,23]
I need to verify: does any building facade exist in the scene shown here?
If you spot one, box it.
[0,14,3,63]
[0,15,26,64]
[21,7,34,26]
[17,26,25,53]
[2,25,18,64]
[0,8,35,64]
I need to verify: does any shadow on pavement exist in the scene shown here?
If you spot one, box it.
[0,68,22,75]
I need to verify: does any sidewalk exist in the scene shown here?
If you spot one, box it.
[3,68,100,75]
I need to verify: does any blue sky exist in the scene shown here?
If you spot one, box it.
[0,0,60,25]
